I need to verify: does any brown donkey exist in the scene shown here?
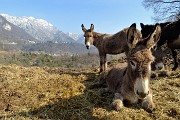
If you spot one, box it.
[81,24,141,73]
[101,23,161,112]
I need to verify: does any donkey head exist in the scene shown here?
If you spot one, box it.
[140,23,164,70]
[81,24,94,49]
[140,23,154,38]
[127,23,161,99]
[151,47,164,70]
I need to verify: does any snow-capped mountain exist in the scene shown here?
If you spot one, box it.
[66,32,82,41]
[0,14,96,53]
[1,14,74,43]
[0,15,37,44]
[76,35,85,44]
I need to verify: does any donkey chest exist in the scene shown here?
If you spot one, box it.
[121,88,138,104]
[124,93,138,104]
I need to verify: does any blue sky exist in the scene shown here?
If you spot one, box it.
[0,0,154,34]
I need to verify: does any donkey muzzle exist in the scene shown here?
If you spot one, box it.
[134,78,150,99]
[136,90,149,99]
[155,62,164,70]
[86,45,90,49]
[85,42,91,49]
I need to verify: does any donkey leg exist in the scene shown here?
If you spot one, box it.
[171,49,178,71]
[99,57,104,73]
[99,55,106,73]
[104,54,107,71]
[141,92,155,113]
[90,77,106,89]
[112,93,124,111]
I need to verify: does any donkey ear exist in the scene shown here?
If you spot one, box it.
[140,23,145,29]
[127,23,138,49]
[145,24,161,49]
[90,24,94,32]
[81,24,86,32]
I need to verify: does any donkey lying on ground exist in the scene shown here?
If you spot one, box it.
[81,24,141,73]
[100,23,161,112]
[140,19,180,70]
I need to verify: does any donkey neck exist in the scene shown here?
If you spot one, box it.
[92,32,109,47]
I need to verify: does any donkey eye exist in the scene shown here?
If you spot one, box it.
[130,61,136,69]
[130,61,135,66]
[142,69,147,74]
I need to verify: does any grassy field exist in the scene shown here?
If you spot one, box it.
[0,64,179,120]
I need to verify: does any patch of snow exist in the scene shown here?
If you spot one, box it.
[3,23,11,31]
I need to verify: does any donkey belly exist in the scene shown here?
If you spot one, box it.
[104,41,126,54]
[106,47,124,54]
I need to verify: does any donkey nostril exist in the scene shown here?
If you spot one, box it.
[136,90,139,95]
[86,46,90,49]
[158,66,163,70]
[136,90,148,98]
[147,91,150,95]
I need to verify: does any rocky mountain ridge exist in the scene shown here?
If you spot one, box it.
[1,14,77,43]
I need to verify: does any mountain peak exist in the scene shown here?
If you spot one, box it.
[1,14,53,28]
[1,13,74,42]
[66,32,82,41]
[0,14,37,44]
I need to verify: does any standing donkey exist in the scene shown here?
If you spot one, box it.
[140,19,180,70]
[101,23,161,112]
[81,24,141,73]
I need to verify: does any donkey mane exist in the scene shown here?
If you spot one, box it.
[93,32,110,38]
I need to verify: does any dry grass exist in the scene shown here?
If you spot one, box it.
[0,64,179,120]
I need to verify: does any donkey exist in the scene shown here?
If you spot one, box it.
[151,47,164,71]
[81,24,141,73]
[100,23,161,112]
[140,19,180,70]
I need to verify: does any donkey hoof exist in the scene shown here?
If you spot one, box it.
[142,101,155,113]
[145,106,155,113]
[112,100,123,111]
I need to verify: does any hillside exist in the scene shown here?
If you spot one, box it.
[22,41,97,55]
[0,15,37,44]
[0,64,179,120]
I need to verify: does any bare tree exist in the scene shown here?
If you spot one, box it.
[142,0,180,22]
